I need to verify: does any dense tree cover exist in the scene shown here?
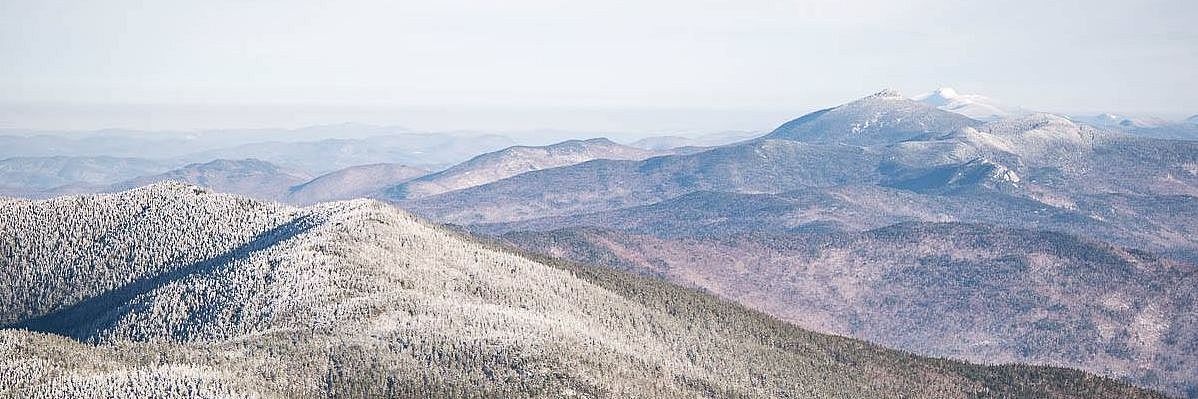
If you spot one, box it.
[503,223,1198,397]
[0,184,1167,398]
[0,182,295,326]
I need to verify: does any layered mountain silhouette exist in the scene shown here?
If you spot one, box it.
[184,133,516,173]
[0,156,175,191]
[403,93,1198,259]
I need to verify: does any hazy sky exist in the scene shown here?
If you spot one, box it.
[1,0,1195,132]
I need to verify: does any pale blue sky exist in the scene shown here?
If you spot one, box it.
[1,0,1194,132]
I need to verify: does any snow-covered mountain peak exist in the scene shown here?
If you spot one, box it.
[763,89,979,146]
[913,87,1026,121]
[917,87,961,106]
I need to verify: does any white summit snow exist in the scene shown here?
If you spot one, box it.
[914,87,1028,121]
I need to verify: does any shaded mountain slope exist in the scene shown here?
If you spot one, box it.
[501,223,1198,397]
[0,184,1164,398]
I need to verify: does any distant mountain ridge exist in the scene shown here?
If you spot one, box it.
[0,130,518,175]
[112,158,312,200]
[285,163,428,205]
[0,156,175,191]
[627,130,762,150]
[387,138,668,199]
[1070,113,1198,141]
[185,133,516,173]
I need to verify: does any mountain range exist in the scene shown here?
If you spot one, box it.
[0,137,685,205]
[403,94,1197,256]
[391,90,1198,397]
[0,156,176,192]
[0,183,1163,397]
